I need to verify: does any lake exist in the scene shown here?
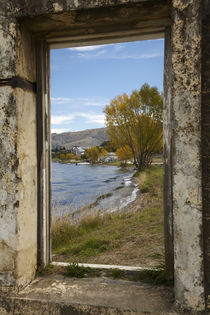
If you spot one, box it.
[51,162,138,218]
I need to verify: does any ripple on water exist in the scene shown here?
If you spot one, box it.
[51,162,138,218]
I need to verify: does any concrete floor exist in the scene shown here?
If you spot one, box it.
[0,274,179,314]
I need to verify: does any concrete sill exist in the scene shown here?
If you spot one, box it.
[0,273,177,315]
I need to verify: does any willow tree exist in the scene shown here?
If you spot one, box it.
[104,83,163,170]
[86,147,99,164]
[116,145,133,167]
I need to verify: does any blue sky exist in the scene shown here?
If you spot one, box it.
[50,39,164,133]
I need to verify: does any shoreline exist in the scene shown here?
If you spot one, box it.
[54,177,139,225]
[52,169,139,224]
[52,159,134,168]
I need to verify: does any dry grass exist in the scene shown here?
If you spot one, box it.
[52,165,164,267]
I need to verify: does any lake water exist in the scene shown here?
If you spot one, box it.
[52,162,138,218]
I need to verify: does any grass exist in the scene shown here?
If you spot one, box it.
[52,213,118,261]
[134,266,167,285]
[109,269,125,279]
[66,262,89,278]
[137,165,163,195]
[65,262,100,278]
[52,165,164,267]
[152,156,163,164]
[38,263,171,286]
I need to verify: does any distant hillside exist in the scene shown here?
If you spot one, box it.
[51,127,108,150]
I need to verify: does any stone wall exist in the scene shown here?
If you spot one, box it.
[0,0,209,312]
[202,0,210,296]
[0,10,37,286]
[171,0,205,311]
[0,0,170,287]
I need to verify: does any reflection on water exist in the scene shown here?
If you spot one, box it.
[51,162,138,218]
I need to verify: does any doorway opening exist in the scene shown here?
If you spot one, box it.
[50,39,165,271]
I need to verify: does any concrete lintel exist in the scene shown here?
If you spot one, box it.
[16,0,170,19]
[20,1,170,42]
[49,31,164,49]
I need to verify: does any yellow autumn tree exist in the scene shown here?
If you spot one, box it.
[86,147,99,164]
[66,153,74,160]
[104,83,163,170]
[59,153,66,160]
[116,145,132,167]
[98,148,109,160]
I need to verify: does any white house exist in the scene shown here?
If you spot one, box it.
[104,152,118,163]
[71,146,86,156]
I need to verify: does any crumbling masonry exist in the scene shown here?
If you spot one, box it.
[0,0,209,313]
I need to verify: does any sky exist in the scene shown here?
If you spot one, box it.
[50,39,164,133]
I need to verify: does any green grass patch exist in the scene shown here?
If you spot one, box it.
[69,238,111,257]
[148,252,164,259]
[65,262,100,278]
[109,269,125,279]
[137,165,163,195]
[135,268,166,285]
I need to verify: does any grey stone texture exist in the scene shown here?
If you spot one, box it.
[0,0,209,313]
[202,0,210,297]
[0,275,176,315]
[171,1,205,311]
[0,2,37,287]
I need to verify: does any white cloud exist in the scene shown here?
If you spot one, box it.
[51,112,105,126]
[116,52,163,59]
[68,44,108,52]
[51,128,70,134]
[77,49,106,58]
[71,49,163,60]
[68,41,163,60]
[51,115,74,125]
[147,39,164,42]
[79,113,105,125]
[114,44,125,51]
[51,96,109,107]
[95,50,106,56]
[51,97,74,104]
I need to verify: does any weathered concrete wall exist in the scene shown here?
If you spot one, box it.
[0,0,170,288]
[11,0,169,17]
[0,0,210,313]
[163,26,174,281]
[201,0,210,296]
[0,84,18,286]
[171,0,205,311]
[0,8,37,286]
[19,0,170,48]
[16,87,37,286]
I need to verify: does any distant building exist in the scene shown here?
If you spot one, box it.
[104,152,118,163]
[71,146,86,156]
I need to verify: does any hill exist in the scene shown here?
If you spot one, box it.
[51,127,108,150]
